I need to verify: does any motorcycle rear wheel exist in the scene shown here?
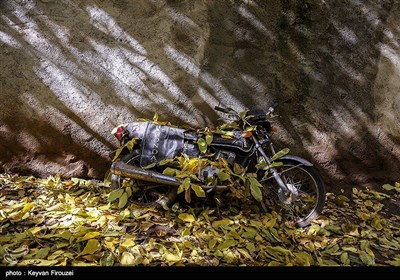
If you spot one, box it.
[111,153,178,209]
[259,158,326,227]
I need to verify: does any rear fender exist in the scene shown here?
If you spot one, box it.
[280,155,313,167]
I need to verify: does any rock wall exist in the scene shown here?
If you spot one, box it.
[0,0,399,190]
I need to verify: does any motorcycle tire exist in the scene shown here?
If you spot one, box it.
[111,153,178,209]
[259,158,326,227]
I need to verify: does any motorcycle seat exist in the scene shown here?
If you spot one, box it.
[211,133,252,153]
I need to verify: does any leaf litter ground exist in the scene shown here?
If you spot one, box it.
[0,173,399,266]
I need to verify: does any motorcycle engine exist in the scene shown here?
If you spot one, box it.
[199,150,236,184]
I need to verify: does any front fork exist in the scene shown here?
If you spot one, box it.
[252,135,290,196]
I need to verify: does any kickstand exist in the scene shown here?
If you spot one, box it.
[260,200,268,213]
[214,196,222,218]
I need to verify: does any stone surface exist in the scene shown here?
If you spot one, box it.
[0,0,399,190]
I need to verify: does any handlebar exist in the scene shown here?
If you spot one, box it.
[266,101,278,116]
[215,101,278,116]
[214,106,231,114]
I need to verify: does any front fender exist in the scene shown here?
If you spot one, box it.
[280,155,313,167]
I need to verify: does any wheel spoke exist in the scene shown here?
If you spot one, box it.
[260,161,324,227]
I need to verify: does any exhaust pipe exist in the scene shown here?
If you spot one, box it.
[111,161,180,187]
[111,161,228,191]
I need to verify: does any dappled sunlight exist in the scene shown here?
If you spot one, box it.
[0,0,399,185]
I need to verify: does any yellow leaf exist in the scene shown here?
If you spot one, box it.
[48,250,65,260]
[206,135,213,145]
[120,252,137,265]
[19,259,58,266]
[294,252,313,266]
[191,184,205,197]
[382,184,394,191]
[248,177,262,202]
[77,232,101,242]
[217,172,230,181]
[246,242,256,254]
[163,167,178,177]
[181,227,190,237]
[237,248,254,261]
[233,163,244,175]
[185,187,191,203]
[80,239,100,255]
[209,239,217,250]
[153,113,159,122]
[178,213,195,223]
[112,146,125,162]
[34,248,51,259]
[121,238,136,248]
[359,251,375,265]
[262,216,277,228]
[386,258,400,266]
[212,219,234,229]
[371,217,383,230]
[164,253,181,265]
[56,231,72,240]
[340,252,350,265]
[197,138,207,154]
[21,202,35,213]
[126,138,138,152]
[178,178,190,194]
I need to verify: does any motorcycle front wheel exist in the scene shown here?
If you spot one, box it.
[259,158,326,227]
[111,153,178,209]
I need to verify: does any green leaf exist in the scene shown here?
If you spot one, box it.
[382,184,394,191]
[270,148,290,162]
[143,163,156,169]
[163,167,178,176]
[197,138,207,154]
[269,161,283,168]
[233,163,244,175]
[212,219,234,229]
[118,192,128,208]
[209,239,217,250]
[108,189,124,203]
[159,159,175,166]
[340,252,350,265]
[246,243,256,254]
[217,172,231,181]
[359,251,375,265]
[294,252,313,266]
[248,177,263,202]
[217,239,238,251]
[178,213,196,223]
[33,248,51,259]
[206,134,213,145]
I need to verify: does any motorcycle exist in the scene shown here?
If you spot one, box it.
[108,103,326,227]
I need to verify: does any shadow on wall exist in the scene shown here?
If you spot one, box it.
[0,0,399,189]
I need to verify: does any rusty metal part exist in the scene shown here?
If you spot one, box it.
[111,161,180,186]
[110,161,228,191]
